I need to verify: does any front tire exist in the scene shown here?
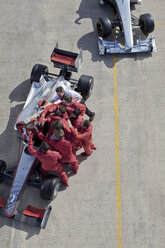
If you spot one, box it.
[76,75,94,100]
[40,177,60,201]
[96,17,112,37]
[139,13,155,35]
[30,64,48,84]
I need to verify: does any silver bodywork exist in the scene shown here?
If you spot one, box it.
[5,146,36,217]
[15,75,74,128]
[99,0,156,54]
[6,75,74,217]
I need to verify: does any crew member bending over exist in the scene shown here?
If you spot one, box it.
[28,132,69,186]
[38,129,79,173]
[53,86,95,121]
[63,95,86,117]
[67,119,96,156]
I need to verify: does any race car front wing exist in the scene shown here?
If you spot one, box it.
[98,35,157,54]
[0,147,52,229]
[0,198,52,228]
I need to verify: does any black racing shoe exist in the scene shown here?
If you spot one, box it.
[89,112,95,122]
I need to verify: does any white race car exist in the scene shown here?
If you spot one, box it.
[0,44,94,228]
[97,0,156,54]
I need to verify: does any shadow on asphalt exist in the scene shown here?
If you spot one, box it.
[60,154,90,189]
[0,181,44,239]
[0,215,41,239]
[75,0,153,67]
[9,79,31,103]
[0,79,31,165]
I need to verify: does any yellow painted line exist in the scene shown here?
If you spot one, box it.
[113,54,122,248]
[155,22,165,26]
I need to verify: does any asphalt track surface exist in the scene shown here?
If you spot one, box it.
[0,0,165,247]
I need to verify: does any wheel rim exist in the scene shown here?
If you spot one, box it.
[89,82,94,97]
[53,183,60,198]
[44,68,48,75]
[97,23,103,36]
[140,20,145,31]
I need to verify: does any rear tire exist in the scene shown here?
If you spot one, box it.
[96,17,112,37]
[0,160,6,182]
[30,64,48,84]
[76,75,94,100]
[139,13,155,35]
[40,177,60,201]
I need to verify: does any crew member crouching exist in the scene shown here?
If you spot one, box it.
[28,132,69,186]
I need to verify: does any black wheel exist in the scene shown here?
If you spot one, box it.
[139,13,155,35]
[96,17,112,37]
[0,160,6,182]
[99,0,114,5]
[76,75,94,100]
[30,64,48,84]
[99,0,108,4]
[40,177,61,201]
[130,0,141,4]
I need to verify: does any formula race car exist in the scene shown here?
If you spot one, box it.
[0,44,94,228]
[96,0,157,54]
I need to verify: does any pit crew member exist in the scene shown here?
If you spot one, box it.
[37,129,79,173]
[53,86,95,121]
[28,132,69,186]
[67,119,96,156]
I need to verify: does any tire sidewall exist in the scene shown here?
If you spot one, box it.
[76,75,94,100]
[139,14,155,35]
[96,17,112,37]
[30,64,48,84]
[40,177,60,201]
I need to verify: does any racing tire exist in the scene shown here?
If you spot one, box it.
[99,0,114,5]
[99,0,108,4]
[96,17,112,37]
[139,14,155,35]
[30,64,48,84]
[76,75,94,100]
[40,177,61,201]
[130,0,141,4]
[0,160,6,182]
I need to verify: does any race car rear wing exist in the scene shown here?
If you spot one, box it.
[51,42,82,72]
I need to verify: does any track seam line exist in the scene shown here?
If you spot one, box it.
[113,54,122,248]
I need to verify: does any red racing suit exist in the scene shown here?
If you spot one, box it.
[70,115,84,129]
[28,135,69,186]
[38,104,59,124]
[38,103,68,123]
[71,124,96,155]
[43,115,74,146]
[38,132,79,173]
[66,102,86,117]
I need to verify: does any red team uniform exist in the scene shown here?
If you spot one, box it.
[19,99,96,186]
